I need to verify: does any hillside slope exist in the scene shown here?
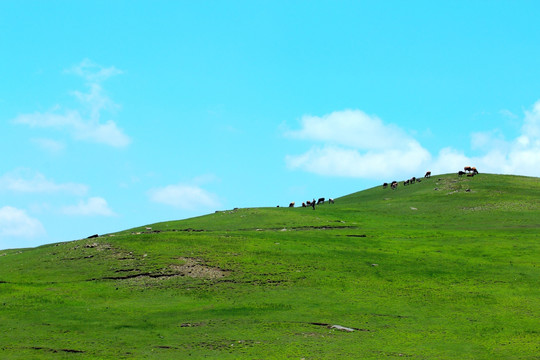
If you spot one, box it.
[1,173,539,359]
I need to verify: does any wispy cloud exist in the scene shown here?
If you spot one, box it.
[0,169,88,196]
[65,58,123,83]
[12,59,131,148]
[500,109,518,119]
[148,183,221,210]
[61,197,116,217]
[0,206,46,240]
[31,138,66,153]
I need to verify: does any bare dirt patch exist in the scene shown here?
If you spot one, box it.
[100,257,230,284]
[171,257,229,279]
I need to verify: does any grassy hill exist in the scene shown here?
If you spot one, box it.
[1,173,539,359]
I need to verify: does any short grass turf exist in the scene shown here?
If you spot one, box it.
[0,173,539,359]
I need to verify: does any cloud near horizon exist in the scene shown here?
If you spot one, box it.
[286,103,540,179]
[0,206,46,241]
[0,169,88,196]
[285,110,432,179]
[148,183,221,211]
[430,100,540,177]
[61,197,116,217]
[12,59,131,148]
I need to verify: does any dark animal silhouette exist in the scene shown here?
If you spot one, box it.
[458,171,466,177]
[383,182,388,188]
[424,171,431,178]
[317,197,325,205]
[329,198,335,204]
[289,202,295,207]
[465,166,479,175]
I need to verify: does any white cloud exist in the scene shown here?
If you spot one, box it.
[0,169,88,196]
[13,107,130,149]
[432,100,540,177]
[31,138,66,153]
[470,129,509,152]
[285,110,432,179]
[72,83,121,120]
[286,109,413,150]
[286,143,430,179]
[65,58,123,83]
[429,147,471,174]
[12,59,130,148]
[522,100,540,142]
[61,197,116,216]
[286,101,540,179]
[500,109,518,119]
[0,206,46,239]
[148,184,221,210]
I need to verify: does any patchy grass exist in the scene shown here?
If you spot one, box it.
[0,173,539,359]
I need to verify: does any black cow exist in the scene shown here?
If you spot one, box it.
[317,197,325,205]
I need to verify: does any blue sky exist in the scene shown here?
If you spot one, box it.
[2,1,540,249]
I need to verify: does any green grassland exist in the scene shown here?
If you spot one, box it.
[1,173,539,359]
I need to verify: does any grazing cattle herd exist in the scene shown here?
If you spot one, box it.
[298,197,335,209]
[284,167,479,208]
[382,167,480,190]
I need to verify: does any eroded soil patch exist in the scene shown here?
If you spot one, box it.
[171,257,229,279]
[98,257,230,284]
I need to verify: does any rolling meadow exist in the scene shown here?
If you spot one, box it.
[1,173,539,359]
